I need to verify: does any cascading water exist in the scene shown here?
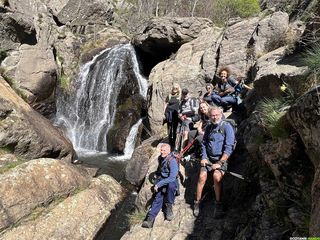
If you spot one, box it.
[55,44,148,153]
[113,118,143,160]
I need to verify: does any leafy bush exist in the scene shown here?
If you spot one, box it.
[302,43,320,73]
[211,0,261,26]
[256,98,291,139]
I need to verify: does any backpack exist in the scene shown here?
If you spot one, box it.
[190,97,199,113]
[207,119,237,150]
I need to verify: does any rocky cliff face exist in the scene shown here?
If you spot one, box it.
[288,86,320,236]
[136,11,305,133]
[0,77,74,160]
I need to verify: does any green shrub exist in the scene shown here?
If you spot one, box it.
[256,98,291,139]
[211,0,261,26]
[302,43,320,73]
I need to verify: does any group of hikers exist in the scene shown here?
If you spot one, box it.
[142,67,252,228]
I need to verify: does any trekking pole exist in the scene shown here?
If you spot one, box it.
[177,129,199,159]
[178,138,196,159]
[205,163,249,181]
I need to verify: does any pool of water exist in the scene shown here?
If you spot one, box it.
[79,152,129,182]
[78,152,137,240]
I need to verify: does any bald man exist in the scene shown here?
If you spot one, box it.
[142,144,179,228]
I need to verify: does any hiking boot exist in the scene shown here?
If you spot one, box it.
[193,201,200,217]
[141,215,155,228]
[164,203,174,221]
[213,201,224,219]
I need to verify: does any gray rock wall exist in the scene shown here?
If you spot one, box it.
[0,77,74,160]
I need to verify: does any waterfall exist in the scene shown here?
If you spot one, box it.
[113,118,142,160]
[55,44,148,152]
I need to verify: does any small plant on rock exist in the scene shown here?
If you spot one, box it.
[127,210,147,225]
[256,98,292,139]
[302,43,320,74]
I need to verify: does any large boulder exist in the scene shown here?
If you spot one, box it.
[1,44,57,115]
[215,11,292,77]
[0,158,92,231]
[0,12,37,52]
[253,47,309,93]
[259,137,312,229]
[125,136,161,186]
[248,11,289,57]
[288,86,320,167]
[57,0,114,34]
[1,174,124,240]
[217,17,260,77]
[148,27,222,132]
[244,47,309,111]
[107,94,145,153]
[6,0,46,21]
[0,77,74,160]
[133,17,213,61]
[288,86,320,236]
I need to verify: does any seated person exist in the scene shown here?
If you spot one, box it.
[142,144,179,228]
[176,88,198,151]
[187,101,211,151]
[187,102,225,157]
[211,67,238,109]
[202,83,215,106]
[193,106,235,218]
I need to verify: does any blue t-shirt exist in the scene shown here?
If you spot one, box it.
[201,121,235,161]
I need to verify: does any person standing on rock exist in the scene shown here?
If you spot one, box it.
[176,88,198,151]
[142,143,179,228]
[193,106,235,218]
[164,83,181,149]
